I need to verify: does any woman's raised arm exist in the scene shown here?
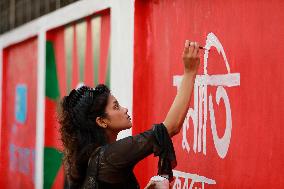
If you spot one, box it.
[163,40,200,137]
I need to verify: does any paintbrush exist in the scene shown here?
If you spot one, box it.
[188,41,210,51]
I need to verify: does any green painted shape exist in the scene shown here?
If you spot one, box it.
[44,147,63,189]
[76,21,87,83]
[65,26,73,93]
[92,17,101,85]
[46,41,60,100]
[105,44,111,88]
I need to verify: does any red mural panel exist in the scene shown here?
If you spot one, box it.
[134,0,284,188]
[0,38,38,188]
[44,10,111,189]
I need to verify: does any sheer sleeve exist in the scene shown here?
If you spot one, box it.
[100,123,177,181]
[152,123,177,180]
[103,127,155,168]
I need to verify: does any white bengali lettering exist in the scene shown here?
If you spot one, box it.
[173,32,240,158]
[172,170,216,189]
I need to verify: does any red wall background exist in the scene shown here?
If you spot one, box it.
[133,0,284,188]
[0,38,38,188]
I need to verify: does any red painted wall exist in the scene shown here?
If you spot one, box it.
[0,38,38,188]
[134,0,284,188]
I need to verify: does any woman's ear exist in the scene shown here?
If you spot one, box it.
[96,117,108,129]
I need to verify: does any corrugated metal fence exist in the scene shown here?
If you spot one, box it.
[0,0,79,34]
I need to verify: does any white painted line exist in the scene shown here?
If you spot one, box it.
[173,170,216,184]
[35,31,46,189]
[0,46,2,155]
[174,73,240,88]
[111,1,134,139]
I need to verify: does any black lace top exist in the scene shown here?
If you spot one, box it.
[77,123,176,189]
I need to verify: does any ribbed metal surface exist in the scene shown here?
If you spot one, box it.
[0,0,79,34]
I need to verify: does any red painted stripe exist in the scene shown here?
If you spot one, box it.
[84,18,94,87]
[53,28,67,98]
[72,24,79,88]
[46,31,56,41]
[44,98,63,150]
[133,2,152,187]
[51,165,64,189]
[99,14,110,84]
[0,50,8,188]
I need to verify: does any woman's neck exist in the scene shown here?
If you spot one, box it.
[105,129,119,143]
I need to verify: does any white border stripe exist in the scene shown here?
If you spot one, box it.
[0,46,2,155]
[111,1,134,139]
[35,31,46,189]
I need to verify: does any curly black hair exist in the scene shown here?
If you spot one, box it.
[58,84,110,186]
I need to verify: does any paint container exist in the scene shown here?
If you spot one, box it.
[150,175,169,189]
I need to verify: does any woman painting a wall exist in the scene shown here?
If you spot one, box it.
[59,40,200,188]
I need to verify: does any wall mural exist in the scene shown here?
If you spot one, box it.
[1,38,38,188]
[134,0,284,188]
[172,32,240,188]
[44,10,110,189]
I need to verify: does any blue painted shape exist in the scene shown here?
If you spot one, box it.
[9,144,17,171]
[18,147,30,175]
[12,123,17,134]
[15,84,27,124]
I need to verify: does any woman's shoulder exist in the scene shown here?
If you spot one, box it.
[88,146,104,167]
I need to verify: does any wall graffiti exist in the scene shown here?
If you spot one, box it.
[172,33,240,187]
[1,37,37,188]
[9,144,35,181]
[134,0,284,187]
[9,84,35,182]
[172,170,216,189]
[15,84,27,124]
[173,33,240,158]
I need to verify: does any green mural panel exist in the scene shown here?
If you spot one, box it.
[44,147,63,189]
[46,41,60,100]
